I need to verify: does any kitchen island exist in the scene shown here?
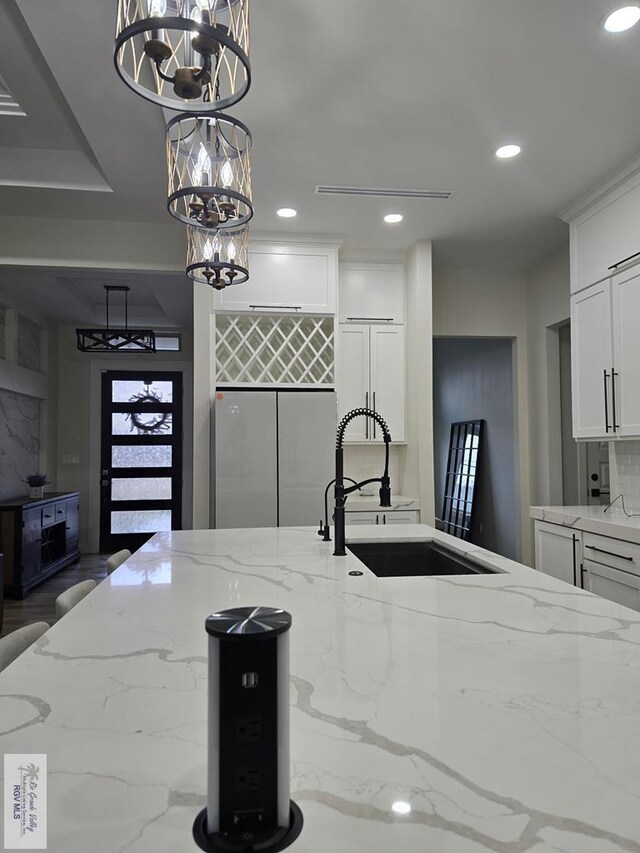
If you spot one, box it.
[1,524,640,852]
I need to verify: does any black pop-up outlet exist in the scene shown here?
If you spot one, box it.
[193,606,303,853]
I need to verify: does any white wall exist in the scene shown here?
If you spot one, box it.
[524,246,571,507]
[433,267,531,563]
[402,241,435,523]
[610,442,640,511]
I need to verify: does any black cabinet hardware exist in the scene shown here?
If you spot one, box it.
[608,250,640,270]
[347,317,394,322]
[612,368,619,431]
[249,304,302,311]
[584,545,633,561]
[604,370,611,433]
[572,534,577,586]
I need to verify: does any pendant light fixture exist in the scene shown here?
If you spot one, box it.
[76,286,157,352]
[166,112,252,229]
[186,225,248,287]
[114,0,250,113]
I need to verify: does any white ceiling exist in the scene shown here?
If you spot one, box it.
[2,0,640,317]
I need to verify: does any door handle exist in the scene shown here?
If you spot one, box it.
[584,544,633,562]
[572,534,577,586]
[611,367,619,432]
[365,392,369,438]
[376,515,379,525]
[383,514,386,525]
[373,391,377,439]
[580,565,586,590]
[603,370,611,433]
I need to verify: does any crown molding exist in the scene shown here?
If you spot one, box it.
[559,150,640,223]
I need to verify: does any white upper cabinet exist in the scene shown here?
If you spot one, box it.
[338,261,404,324]
[337,325,370,441]
[212,240,339,314]
[562,162,640,293]
[336,324,406,443]
[571,280,614,439]
[370,325,405,442]
[612,267,640,436]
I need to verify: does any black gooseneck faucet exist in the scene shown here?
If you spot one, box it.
[333,408,392,556]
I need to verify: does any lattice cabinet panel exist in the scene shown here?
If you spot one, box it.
[215,314,335,385]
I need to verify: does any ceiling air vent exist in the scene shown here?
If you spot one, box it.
[314,185,453,200]
[0,74,26,117]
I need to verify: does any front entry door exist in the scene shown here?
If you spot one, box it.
[100,371,183,552]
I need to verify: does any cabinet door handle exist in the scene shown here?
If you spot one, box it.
[365,392,369,438]
[347,317,394,322]
[611,367,619,431]
[608,250,640,270]
[249,304,302,311]
[580,565,586,590]
[383,514,386,525]
[584,544,633,561]
[373,391,377,439]
[376,514,379,525]
[603,370,611,433]
[572,534,577,586]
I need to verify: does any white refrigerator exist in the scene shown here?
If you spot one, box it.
[213,390,337,529]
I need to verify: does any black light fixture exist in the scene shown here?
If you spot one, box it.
[167,112,252,229]
[76,286,157,353]
[114,0,250,113]
[186,224,248,287]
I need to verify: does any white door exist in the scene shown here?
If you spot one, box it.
[337,325,370,441]
[612,268,640,436]
[278,391,337,527]
[534,521,579,586]
[582,560,640,611]
[370,325,406,442]
[339,263,405,324]
[571,280,614,439]
[214,391,278,529]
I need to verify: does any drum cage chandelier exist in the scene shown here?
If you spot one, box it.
[186,225,249,288]
[114,0,250,112]
[167,112,252,229]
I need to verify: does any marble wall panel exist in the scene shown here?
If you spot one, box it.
[17,314,42,372]
[0,389,41,500]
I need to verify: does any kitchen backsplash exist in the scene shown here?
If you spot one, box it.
[343,444,402,495]
[609,441,640,511]
[0,389,41,501]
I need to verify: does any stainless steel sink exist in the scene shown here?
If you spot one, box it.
[346,540,500,577]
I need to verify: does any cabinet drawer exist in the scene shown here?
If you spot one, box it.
[582,560,640,612]
[582,532,640,575]
[54,502,67,523]
[41,505,56,528]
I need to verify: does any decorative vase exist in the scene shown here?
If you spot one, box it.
[29,486,44,500]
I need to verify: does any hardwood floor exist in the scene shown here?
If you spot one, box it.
[1,554,109,637]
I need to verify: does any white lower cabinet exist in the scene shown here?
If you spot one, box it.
[534,521,581,586]
[345,510,419,526]
[581,561,640,612]
[534,519,640,612]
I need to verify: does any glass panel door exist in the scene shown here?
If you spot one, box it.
[100,371,183,552]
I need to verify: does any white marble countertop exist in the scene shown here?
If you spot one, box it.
[531,504,640,544]
[2,524,640,852]
[345,493,420,511]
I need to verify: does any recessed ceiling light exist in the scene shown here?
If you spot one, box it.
[384,213,404,224]
[495,144,522,160]
[604,5,640,32]
[392,801,411,815]
[277,207,297,218]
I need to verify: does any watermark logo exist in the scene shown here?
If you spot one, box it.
[4,754,47,849]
